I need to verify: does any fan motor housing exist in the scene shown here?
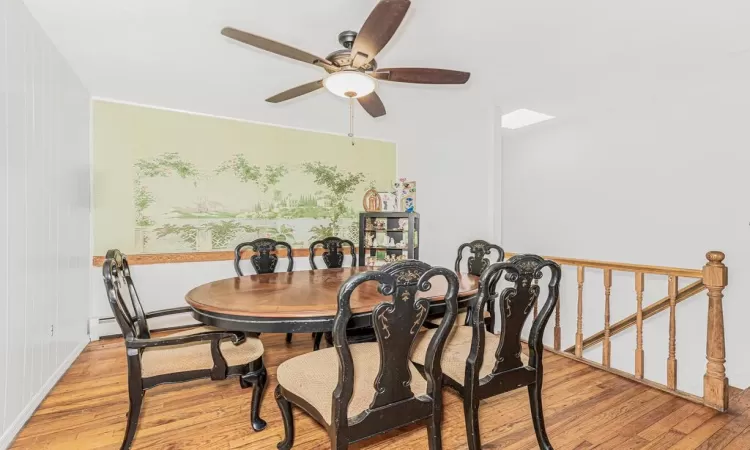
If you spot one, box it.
[326,31,377,73]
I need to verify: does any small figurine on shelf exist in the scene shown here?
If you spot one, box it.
[398,218,408,231]
[366,234,375,248]
[363,188,382,212]
[396,239,407,248]
[374,218,387,231]
[365,217,375,231]
[383,254,408,263]
[404,197,415,213]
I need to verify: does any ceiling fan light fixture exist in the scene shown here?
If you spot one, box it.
[323,71,376,99]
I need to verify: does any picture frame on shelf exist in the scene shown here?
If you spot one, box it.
[378,192,398,212]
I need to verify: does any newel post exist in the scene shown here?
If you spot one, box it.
[702,251,728,411]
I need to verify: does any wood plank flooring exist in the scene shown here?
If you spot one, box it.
[9,332,750,449]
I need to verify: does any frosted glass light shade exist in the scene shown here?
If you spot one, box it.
[323,71,376,98]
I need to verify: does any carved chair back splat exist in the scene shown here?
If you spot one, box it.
[234,238,295,343]
[309,237,357,270]
[451,240,505,328]
[275,260,460,450]
[308,237,358,351]
[454,240,505,277]
[459,254,561,450]
[234,238,294,276]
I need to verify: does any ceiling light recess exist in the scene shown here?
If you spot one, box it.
[501,109,554,129]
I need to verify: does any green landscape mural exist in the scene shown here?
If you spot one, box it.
[93,101,396,255]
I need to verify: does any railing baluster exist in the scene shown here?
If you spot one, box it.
[575,266,585,357]
[635,272,645,379]
[667,275,678,389]
[603,269,612,367]
[554,289,561,351]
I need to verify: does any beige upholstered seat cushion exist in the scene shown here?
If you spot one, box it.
[141,326,264,378]
[428,310,490,327]
[276,342,428,425]
[410,326,528,385]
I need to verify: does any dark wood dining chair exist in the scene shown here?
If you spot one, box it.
[411,254,561,450]
[308,236,357,351]
[274,260,459,449]
[428,239,505,330]
[234,238,294,343]
[102,249,268,450]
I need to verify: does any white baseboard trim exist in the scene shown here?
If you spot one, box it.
[0,338,90,449]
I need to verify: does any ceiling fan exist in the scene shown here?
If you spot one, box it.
[221,0,470,118]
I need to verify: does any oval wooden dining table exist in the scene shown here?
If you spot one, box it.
[186,267,480,333]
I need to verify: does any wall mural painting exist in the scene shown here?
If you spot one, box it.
[93,101,396,255]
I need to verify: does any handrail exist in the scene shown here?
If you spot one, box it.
[504,252,703,278]
[509,250,728,412]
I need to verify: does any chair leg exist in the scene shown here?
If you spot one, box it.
[324,332,333,347]
[285,333,293,343]
[426,414,442,450]
[250,366,268,431]
[463,395,481,450]
[121,388,143,450]
[331,430,348,449]
[528,382,553,449]
[313,332,323,351]
[275,385,295,450]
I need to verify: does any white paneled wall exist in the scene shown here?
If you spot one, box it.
[0,0,91,446]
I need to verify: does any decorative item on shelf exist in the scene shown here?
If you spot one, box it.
[376,249,387,261]
[365,256,377,266]
[398,218,409,231]
[365,217,376,231]
[392,178,406,211]
[378,192,398,212]
[374,218,387,230]
[362,188,382,212]
[383,254,408,263]
[365,234,375,248]
[396,239,407,249]
[402,180,416,212]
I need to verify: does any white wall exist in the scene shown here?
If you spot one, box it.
[0,0,91,446]
[500,54,750,392]
[89,98,496,329]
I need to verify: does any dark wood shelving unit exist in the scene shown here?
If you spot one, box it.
[358,212,419,266]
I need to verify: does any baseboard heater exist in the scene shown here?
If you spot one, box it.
[89,312,200,340]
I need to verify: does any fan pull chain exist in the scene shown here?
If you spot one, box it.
[348,96,355,146]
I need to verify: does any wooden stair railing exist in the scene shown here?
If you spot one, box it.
[507,251,729,412]
[563,279,706,353]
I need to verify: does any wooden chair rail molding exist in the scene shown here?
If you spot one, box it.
[91,247,358,267]
[507,250,729,412]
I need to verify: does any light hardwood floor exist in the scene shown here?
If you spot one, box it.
[10,332,750,449]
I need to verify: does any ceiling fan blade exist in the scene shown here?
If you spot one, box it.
[372,68,471,84]
[350,0,411,69]
[222,27,333,68]
[358,92,386,118]
[266,80,324,103]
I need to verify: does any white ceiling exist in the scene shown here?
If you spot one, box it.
[22,0,750,128]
